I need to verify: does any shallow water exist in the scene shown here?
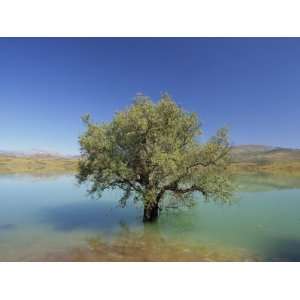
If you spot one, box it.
[0,173,300,261]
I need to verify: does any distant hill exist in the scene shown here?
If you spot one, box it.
[0,149,78,159]
[2,145,300,163]
[0,150,78,174]
[231,145,300,163]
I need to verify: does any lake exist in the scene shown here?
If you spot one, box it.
[1,173,300,261]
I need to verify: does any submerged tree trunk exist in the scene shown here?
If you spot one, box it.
[143,202,159,222]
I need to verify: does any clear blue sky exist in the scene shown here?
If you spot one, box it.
[0,38,300,154]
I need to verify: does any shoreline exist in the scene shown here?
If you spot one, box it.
[2,155,300,176]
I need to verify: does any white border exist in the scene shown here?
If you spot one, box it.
[0,262,299,300]
[0,0,300,37]
[1,1,300,299]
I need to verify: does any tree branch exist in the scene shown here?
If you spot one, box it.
[165,184,207,198]
[115,171,143,194]
[187,146,231,169]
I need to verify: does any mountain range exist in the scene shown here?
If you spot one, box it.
[231,145,300,163]
[1,145,300,163]
[0,149,78,159]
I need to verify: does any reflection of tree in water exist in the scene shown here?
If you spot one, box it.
[67,221,256,262]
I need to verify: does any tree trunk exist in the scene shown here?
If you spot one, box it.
[143,202,159,222]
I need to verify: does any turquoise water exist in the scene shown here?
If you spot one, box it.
[0,173,300,261]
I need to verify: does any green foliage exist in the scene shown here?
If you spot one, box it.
[77,94,233,220]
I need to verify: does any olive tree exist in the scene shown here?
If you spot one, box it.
[77,94,233,222]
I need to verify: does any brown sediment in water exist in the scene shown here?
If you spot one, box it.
[43,230,259,262]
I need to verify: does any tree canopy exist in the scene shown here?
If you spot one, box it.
[77,94,233,222]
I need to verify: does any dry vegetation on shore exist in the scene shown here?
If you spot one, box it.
[230,161,300,175]
[1,154,300,176]
[0,155,78,174]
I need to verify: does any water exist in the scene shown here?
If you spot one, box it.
[0,173,300,261]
